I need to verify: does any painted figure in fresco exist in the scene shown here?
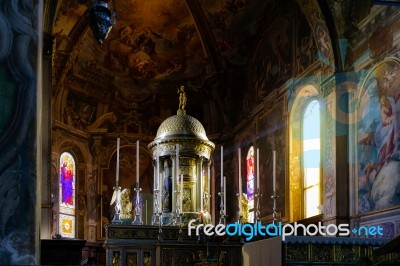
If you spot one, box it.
[63,99,79,128]
[161,174,169,211]
[376,96,396,166]
[358,62,400,212]
[316,25,330,57]
[60,162,73,205]
[161,161,172,212]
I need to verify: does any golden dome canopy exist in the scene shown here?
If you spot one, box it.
[156,113,208,140]
[148,86,215,159]
[148,111,215,159]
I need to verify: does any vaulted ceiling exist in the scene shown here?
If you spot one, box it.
[44,0,370,138]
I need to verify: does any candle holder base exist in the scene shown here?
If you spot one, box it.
[177,223,183,243]
[173,209,182,226]
[271,194,279,225]
[132,186,143,225]
[255,191,262,223]
[218,215,226,225]
[111,213,123,224]
[158,212,164,243]
[218,191,226,225]
[132,214,143,225]
[157,227,164,243]
[151,213,161,226]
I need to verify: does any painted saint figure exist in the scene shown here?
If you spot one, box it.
[60,162,73,205]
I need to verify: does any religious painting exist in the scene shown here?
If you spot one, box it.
[63,92,97,131]
[295,13,317,75]
[246,147,255,223]
[201,0,269,65]
[357,58,400,213]
[59,152,76,238]
[70,0,206,102]
[252,15,293,98]
[258,98,287,219]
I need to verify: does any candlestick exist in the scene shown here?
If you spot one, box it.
[160,173,163,213]
[218,175,226,225]
[136,140,139,185]
[176,144,179,191]
[180,174,183,211]
[223,176,226,215]
[273,150,276,193]
[238,148,242,217]
[257,148,260,191]
[156,143,160,190]
[116,138,120,185]
[132,185,143,225]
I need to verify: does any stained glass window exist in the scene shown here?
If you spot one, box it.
[302,100,321,218]
[59,152,76,238]
[246,146,255,223]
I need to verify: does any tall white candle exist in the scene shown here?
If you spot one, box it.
[200,168,204,211]
[116,138,120,185]
[180,174,183,211]
[273,150,276,193]
[156,143,160,190]
[136,140,139,185]
[257,148,260,191]
[145,200,148,224]
[208,165,211,198]
[238,148,242,215]
[221,146,223,191]
[176,144,179,188]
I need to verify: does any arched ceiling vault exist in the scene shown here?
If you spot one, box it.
[44,0,364,138]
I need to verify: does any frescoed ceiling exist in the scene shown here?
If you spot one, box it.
[47,0,364,136]
[50,0,283,135]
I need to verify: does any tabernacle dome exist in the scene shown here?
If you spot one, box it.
[148,86,215,225]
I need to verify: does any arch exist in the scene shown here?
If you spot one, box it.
[289,84,321,222]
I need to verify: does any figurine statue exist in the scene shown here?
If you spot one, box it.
[110,187,122,214]
[238,193,249,223]
[120,188,132,219]
[177,85,186,110]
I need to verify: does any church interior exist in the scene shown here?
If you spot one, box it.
[1,0,400,265]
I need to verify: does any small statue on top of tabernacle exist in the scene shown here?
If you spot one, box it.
[177,85,186,111]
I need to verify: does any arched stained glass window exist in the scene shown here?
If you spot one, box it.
[246,146,255,223]
[302,99,321,218]
[59,152,76,238]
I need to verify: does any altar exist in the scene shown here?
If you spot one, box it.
[103,224,243,265]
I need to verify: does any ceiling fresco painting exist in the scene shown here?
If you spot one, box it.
[51,0,336,135]
[69,0,206,103]
[202,0,287,66]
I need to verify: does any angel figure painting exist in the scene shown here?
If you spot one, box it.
[357,58,400,212]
